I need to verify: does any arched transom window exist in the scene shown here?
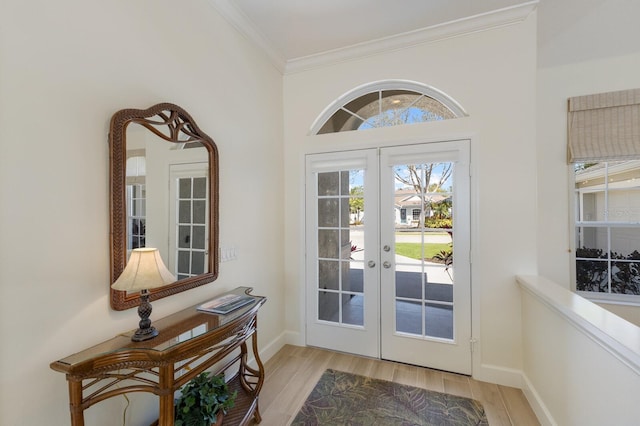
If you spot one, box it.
[312,80,467,135]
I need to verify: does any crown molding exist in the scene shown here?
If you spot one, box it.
[285,1,538,74]
[207,0,287,73]
[209,0,538,76]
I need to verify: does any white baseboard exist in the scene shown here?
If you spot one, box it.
[521,373,557,426]
[473,363,524,388]
[258,330,288,363]
[246,329,302,368]
[283,330,304,346]
[474,364,556,426]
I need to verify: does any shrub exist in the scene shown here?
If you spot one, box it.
[424,217,452,229]
[576,247,640,294]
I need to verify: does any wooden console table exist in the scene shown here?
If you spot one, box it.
[50,287,266,426]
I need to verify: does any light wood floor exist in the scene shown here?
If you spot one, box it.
[255,345,540,426]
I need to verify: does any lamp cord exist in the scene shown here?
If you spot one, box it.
[122,393,130,426]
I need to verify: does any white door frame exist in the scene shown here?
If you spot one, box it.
[304,140,473,375]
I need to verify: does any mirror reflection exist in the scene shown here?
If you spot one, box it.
[125,125,209,279]
[110,104,219,310]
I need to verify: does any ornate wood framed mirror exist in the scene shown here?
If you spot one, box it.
[109,103,219,310]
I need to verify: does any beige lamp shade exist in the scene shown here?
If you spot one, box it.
[111,248,176,292]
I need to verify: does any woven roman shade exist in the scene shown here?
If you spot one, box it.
[567,88,640,163]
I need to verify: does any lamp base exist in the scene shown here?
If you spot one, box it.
[132,326,159,342]
[131,289,158,342]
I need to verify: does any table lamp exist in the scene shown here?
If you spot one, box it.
[111,248,176,341]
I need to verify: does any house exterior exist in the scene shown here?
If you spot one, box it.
[2,1,640,425]
[393,188,451,226]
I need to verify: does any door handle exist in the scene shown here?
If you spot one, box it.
[368,260,376,268]
[383,261,391,269]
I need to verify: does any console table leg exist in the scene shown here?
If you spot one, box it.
[68,378,85,426]
[251,328,265,395]
[158,364,175,426]
[251,325,265,423]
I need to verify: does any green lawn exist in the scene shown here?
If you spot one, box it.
[395,242,451,260]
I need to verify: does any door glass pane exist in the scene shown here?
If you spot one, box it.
[127,184,146,251]
[193,177,206,199]
[191,251,205,274]
[178,225,191,249]
[179,179,191,198]
[179,200,191,223]
[319,260,339,291]
[192,225,205,250]
[193,200,206,224]
[318,230,339,258]
[175,176,208,279]
[342,293,363,326]
[316,169,365,327]
[340,198,350,227]
[318,172,339,196]
[392,162,454,340]
[344,261,363,293]
[396,300,421,334]
[319,291,339,321]
[177,251,190,279]
[424,303,453,339]
[318,199,339,227]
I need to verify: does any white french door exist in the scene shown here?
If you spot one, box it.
[379,142,471,374]
[305,149,380,357]
[305,141,471,374]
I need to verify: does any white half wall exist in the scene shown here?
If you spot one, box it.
[0,1,284,425]
[518,275,640,426]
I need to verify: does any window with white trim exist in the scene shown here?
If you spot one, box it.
[569,88,640,299]
[574,161,640,296]
[311,80,466,135]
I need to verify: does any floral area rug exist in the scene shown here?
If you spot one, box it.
[291,369,489,426]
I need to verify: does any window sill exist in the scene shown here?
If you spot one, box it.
[576,291,640,307]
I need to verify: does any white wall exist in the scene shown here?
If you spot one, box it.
[283,13,538,384]
[0,1,284,425]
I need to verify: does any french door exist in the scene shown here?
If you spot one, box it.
[305,140,471,374]
[168,163,209,280]
[305,140,472,374]
[305,149,380,357]
[379,142,471,374]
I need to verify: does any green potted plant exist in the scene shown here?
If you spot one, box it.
[175,371,237,426]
